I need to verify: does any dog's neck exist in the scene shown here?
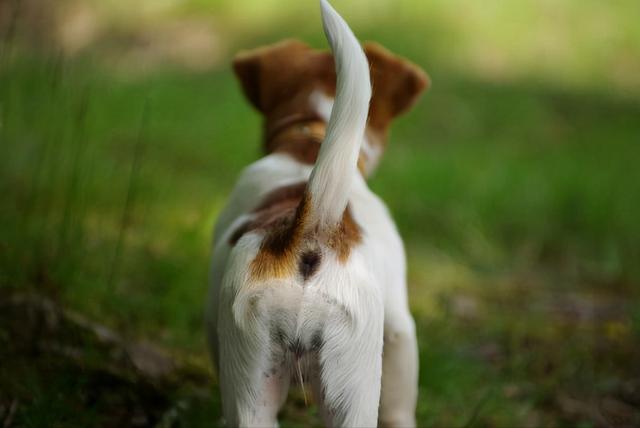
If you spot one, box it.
[264,112,326,165]
[262,91,382,175]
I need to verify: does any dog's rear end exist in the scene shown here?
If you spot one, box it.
[206,1,428,426]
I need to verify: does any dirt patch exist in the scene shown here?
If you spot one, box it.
[0,292,215,427]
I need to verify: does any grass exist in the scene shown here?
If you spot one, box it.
[1,0,640,426]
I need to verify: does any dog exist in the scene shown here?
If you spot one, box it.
[206,1,429,426]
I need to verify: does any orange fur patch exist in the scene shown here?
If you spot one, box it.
[228,182,307,247]
[327,207,362,263]
[250,192,310,281]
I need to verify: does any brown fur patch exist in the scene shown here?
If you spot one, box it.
[225,181,310,280]
[250,192,311,280]
[228,182,306,245]
[253,182,307,212]
[266,119,325,165]
[327,206,363,263]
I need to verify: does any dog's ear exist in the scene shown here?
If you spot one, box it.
[233,39,334,113]
[364,42,430,128]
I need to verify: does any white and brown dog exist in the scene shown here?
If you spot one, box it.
[206,1,429,426]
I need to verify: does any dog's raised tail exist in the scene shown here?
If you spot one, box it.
[306,0,371,230]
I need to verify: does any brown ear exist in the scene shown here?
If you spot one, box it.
[232,39,333,113]
[364,42,430,128]
[232,49,263,110]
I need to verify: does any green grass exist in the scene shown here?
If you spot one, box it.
[2,0,640,425]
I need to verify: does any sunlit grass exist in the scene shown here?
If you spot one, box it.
[176,0,640,94]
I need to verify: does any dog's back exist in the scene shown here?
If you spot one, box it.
[206,1,427,426]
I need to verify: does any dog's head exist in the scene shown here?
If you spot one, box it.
[232,39,429,175]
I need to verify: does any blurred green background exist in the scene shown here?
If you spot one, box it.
[1,0,639,426]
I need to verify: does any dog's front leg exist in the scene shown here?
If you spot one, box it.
[217,295,290,428]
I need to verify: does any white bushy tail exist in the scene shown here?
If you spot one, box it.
[306,0,371,230]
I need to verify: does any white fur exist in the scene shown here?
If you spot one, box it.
[309,90,334,122]
[206,1,418,426]
[306,0,371,231]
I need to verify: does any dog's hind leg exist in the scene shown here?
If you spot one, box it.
[378,305,419,427]
[217,297,291,427]
[313,296,384,428]
[218,333,291,426]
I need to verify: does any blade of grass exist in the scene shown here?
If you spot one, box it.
[107,98,150,290]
